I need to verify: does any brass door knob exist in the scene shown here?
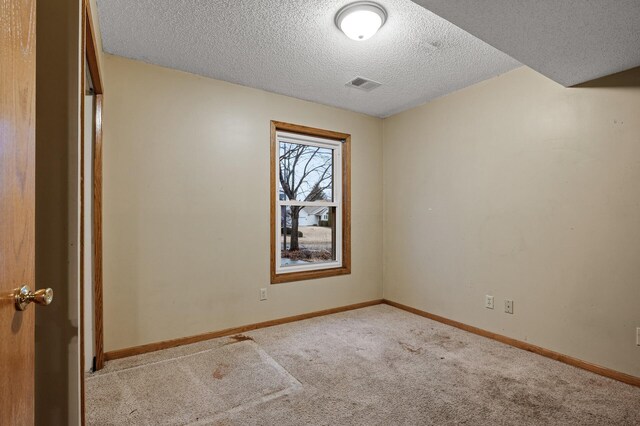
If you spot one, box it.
[14,285,54,311]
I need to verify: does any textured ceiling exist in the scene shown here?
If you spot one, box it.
[95,0,520,118]
[412,0,640,87]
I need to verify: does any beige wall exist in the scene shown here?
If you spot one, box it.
[102,55,383,351]
[383,66,640,377]
[101,52,639,378]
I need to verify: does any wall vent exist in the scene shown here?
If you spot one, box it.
[345,76,382,92]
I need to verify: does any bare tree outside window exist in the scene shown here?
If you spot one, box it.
[279,142,333,262]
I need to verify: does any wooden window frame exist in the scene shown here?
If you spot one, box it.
[270,121,351,284]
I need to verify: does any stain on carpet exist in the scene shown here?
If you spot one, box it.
[399,341,423,354]
[212,363,228,380]
[227,334,255,343]
[86,340,301,425]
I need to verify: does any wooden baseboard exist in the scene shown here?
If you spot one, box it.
[103,297,640,388]
[104,299,384,361]
[383,299,640,388]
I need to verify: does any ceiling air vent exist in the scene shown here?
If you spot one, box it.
[345,76,382,92]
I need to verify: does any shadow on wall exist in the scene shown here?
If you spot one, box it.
[35,0,81,424]
[573,66,640,88]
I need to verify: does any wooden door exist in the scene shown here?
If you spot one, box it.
[0,0,37,423]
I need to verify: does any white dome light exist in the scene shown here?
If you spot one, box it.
[335,2,387,41]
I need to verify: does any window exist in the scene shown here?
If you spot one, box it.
[270,121,351,283]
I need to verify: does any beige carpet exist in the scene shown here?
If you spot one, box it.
[86,304,640,425]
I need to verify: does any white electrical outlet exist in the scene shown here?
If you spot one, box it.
[636,328,640,346]
[485,295,494,309]
[505,300,514,314]
[260,288,268,301]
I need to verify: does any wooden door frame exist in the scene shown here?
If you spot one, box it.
[80,0,105,420]
[84,0,105,372]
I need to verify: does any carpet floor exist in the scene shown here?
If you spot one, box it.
[86,304,640,425]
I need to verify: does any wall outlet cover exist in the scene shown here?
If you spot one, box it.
[485,295,494,309]
[260,288,267,301]
[505,299,514,314]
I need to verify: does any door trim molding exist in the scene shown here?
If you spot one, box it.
[92,93,104,371]
[81,0,105,376]
[81,0,105,423]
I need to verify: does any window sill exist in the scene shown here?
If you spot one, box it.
[271,265,351,284]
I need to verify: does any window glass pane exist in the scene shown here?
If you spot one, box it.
[280,206,336,267]
[279,142,333,202]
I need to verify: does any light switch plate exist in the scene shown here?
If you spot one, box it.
[260,288,267,301]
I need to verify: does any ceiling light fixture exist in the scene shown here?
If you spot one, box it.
[335,1,387,41]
